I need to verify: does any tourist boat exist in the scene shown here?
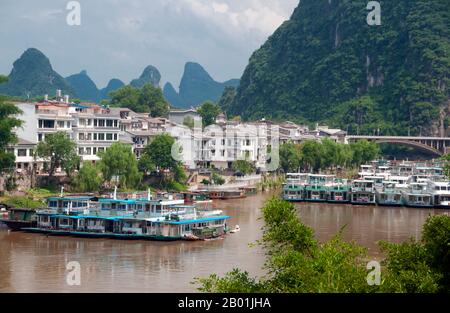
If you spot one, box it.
[396,163,415,177]
[429,181,450,209]
[304,185,328,202]
[358,165,375,179]
[350,180,376,205]
[389,176,411,191]
[363,176,385,190]
[0,207,38,230]
[376,181,403,206]
[282,173,308,202]
[401,182,434,208]
[282,184,304,202]
[303,174,334,202]
[328,179,350,203]
[23,194,231,241]
[375,165,391,180]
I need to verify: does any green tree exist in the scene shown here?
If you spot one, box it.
[98,143,142,189]
[109,84,170,117]
[109,85,141,111]
[232,160,255,175]
[350,140,380,166]
[197,101,221,127]
[139,134,186,185]
[279,142,302,172]
[0,75,23,173]
[212,172,225,185]
[73,162,102,192]
[139,84,170,117]
[35,132,80,178]
[300,140,324,172]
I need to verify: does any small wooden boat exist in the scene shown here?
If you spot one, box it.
[208,190,246,200]
[221,190,246,200]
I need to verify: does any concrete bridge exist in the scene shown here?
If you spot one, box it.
[347,136,450,156]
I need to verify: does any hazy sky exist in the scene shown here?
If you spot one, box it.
[0,0,298,89]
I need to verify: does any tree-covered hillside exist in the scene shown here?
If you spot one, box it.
[227,0,450,136]
[0,48,74,98]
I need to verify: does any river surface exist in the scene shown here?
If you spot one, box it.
[0,191,449,293]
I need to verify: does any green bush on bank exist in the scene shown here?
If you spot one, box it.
[196,198,450,293]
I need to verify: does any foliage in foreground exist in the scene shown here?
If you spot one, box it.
[196,198,450,293]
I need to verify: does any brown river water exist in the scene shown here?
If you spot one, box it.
[1,191,449,293]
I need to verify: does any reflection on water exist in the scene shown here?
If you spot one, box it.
[0,192,448,292]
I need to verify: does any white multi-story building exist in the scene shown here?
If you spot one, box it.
[11,95,124,171]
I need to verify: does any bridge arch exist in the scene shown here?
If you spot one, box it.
[367,139,443,157]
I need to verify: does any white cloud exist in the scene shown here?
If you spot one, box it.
[212,2,229,14]
[175,0,294,37]
[0,0,299,88]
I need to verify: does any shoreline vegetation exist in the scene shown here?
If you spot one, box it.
[195,197,450,293]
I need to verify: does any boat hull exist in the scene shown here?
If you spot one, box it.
[0,220,36,231]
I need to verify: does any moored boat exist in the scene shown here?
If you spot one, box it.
[350,180,376,205]
[376,181,403,206]
[401,182,434,208]
[0,208,38,231]
[328,179,350,203]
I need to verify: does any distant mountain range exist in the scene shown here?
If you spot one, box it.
[163,62,240,109]
[0,48,240,108]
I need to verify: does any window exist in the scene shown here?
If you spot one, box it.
[106,133,113,141]
[39,120,55,129]
[87,119,92,126]
[29,149,34,156]
[94,133,98,140]
[98,120,105,127]
[106,120,113,127]
[113,134,117,141]
[94,119,98,127]
[98,147,105,153]
[114,120,118,127]
[78,148,84,155]
[79,119,86,126]
[79,133,85,141]
[98,133,105,140]
[86,147,91,155]
[93,147,97,155]
[38,134,43,142]
[57,121,65,128]
[17,149,27,157]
